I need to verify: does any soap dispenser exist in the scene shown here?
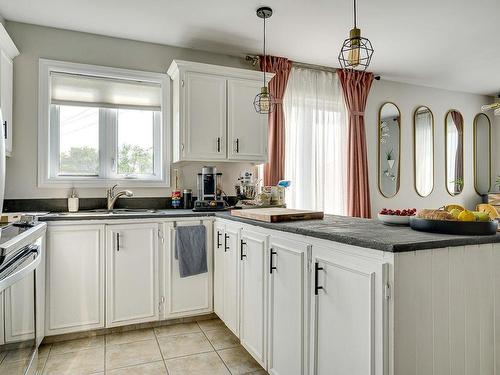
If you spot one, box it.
[68,189,79,212]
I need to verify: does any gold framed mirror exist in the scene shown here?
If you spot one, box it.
[378,102,401,198]
[445,110,464,196]
[413,106,434,197]
[473,113,491,195]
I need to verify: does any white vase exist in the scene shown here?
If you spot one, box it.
[387,159,395,169]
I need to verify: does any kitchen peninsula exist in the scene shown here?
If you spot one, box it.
[38,210,500,375]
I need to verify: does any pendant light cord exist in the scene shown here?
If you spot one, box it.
[353,0,357,28]
[263,15,266,86]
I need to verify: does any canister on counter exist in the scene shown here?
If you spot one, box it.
[183,189,193,209]
[171,190,182,208]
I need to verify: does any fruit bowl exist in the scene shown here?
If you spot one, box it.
[377,208,416,226]
[377,214,411,226]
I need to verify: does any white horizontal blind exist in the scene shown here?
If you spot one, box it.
[50,72,161,110]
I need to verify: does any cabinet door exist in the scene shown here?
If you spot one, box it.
[227,79,268,162]
[310,245,389,375]
[223,224,240,336]
[240,228,268,367]
[182,72,227,160]
[214,221,225,319]
[268,236,309,375]
[106,223,159,327]
[0,51,13,156]
[163,220,213,318]
[0,292,3,345]
[46,225,105,335]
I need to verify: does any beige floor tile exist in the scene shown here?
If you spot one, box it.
[105,361,168,375]
[165,351,230,375]
[106,339,162,370]
[43,347,104,375]
[39,344,52,359]
[157,332,213,359]
[0,350,6,364]
[3,348,34,363]
[197,318,225,332]
[218,346,263,375]
[50,335,104,355]
[106,328,155,346]
[248,371,268,375]
[154,322,201,337]
[204,327,240,350]
[0,360,26,375]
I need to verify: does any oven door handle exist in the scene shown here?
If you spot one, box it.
[0,246,40,293]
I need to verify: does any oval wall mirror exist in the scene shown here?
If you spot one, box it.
[445,110,464,196]
[378,102,401,198]
[413,106,434,197]
[473,113,491,195]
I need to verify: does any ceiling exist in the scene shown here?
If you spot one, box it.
[0,0,498,96]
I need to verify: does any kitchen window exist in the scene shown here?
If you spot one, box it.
[38,59,170,187]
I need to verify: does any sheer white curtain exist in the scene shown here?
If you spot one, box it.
[415,111,433,196]
[283,67,347,215]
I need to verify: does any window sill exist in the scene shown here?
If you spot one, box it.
[38,177,170,189]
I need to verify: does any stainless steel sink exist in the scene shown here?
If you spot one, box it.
[52,208,160,216]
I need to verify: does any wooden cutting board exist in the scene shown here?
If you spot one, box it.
[231,208,324,223]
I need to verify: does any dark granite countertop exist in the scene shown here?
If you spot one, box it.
[216,212,500,252]
[37,209,500,252]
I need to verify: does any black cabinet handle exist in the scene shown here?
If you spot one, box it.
[269,248,277,274]
[3,121,6,139]
[314,262,324,295]
[217,137,221,152]
[224,233,229,252]
[216,231,221,249]
[240,240,246,260]
[116,233,120,252]
[235,138,239,153]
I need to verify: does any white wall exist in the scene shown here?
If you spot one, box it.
[366,79,495,214]
[4,21,255,199]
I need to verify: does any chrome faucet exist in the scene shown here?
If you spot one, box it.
[107,185,134,211]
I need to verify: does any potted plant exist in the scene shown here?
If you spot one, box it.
[386,149,395,170]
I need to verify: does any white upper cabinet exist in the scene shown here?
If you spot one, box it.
[227,79,268,162]
[168,60,273,163]
[0,24,19,157]
[182,72,227,160]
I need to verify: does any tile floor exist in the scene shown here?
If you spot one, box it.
[22,318,266,375]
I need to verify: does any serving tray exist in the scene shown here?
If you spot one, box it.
[410,217,498,236]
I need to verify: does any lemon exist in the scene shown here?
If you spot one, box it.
[450,208,462,220]
[458,210,476,222]
[444,204,465,213]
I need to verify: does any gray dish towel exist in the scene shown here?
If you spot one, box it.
[175,225,208,278]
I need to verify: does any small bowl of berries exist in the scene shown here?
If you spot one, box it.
[377,208,417,226]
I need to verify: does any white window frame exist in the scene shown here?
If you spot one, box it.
[38,58,171,188]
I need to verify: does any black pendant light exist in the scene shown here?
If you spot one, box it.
[338,0,374,71]
[253,6,276,114]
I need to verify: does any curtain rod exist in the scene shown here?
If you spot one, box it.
[244,54,380,80]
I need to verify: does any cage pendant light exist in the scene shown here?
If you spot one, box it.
[254,6,276,114]
[338,0,374,71]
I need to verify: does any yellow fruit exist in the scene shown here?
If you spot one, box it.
[476,204,499,220]
[458,209,476,222]
[473,211,490,222]
[444,204,465,213]
[450,208,461,219]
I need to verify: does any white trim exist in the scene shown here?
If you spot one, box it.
[0,24,19,59]
[38,59,171,188]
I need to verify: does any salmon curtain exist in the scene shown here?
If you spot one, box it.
[259,56,293,185]
[337,69,374,218]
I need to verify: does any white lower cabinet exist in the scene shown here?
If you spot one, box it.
[239,228,268,367]
[267,236,310,375]
[163,220,213,318]
[46,225,105,335]
[213,221,225,319]
[222,223,241,336]
[310,244,389,375]
[106,223,159,327]
[0,292,3,345]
